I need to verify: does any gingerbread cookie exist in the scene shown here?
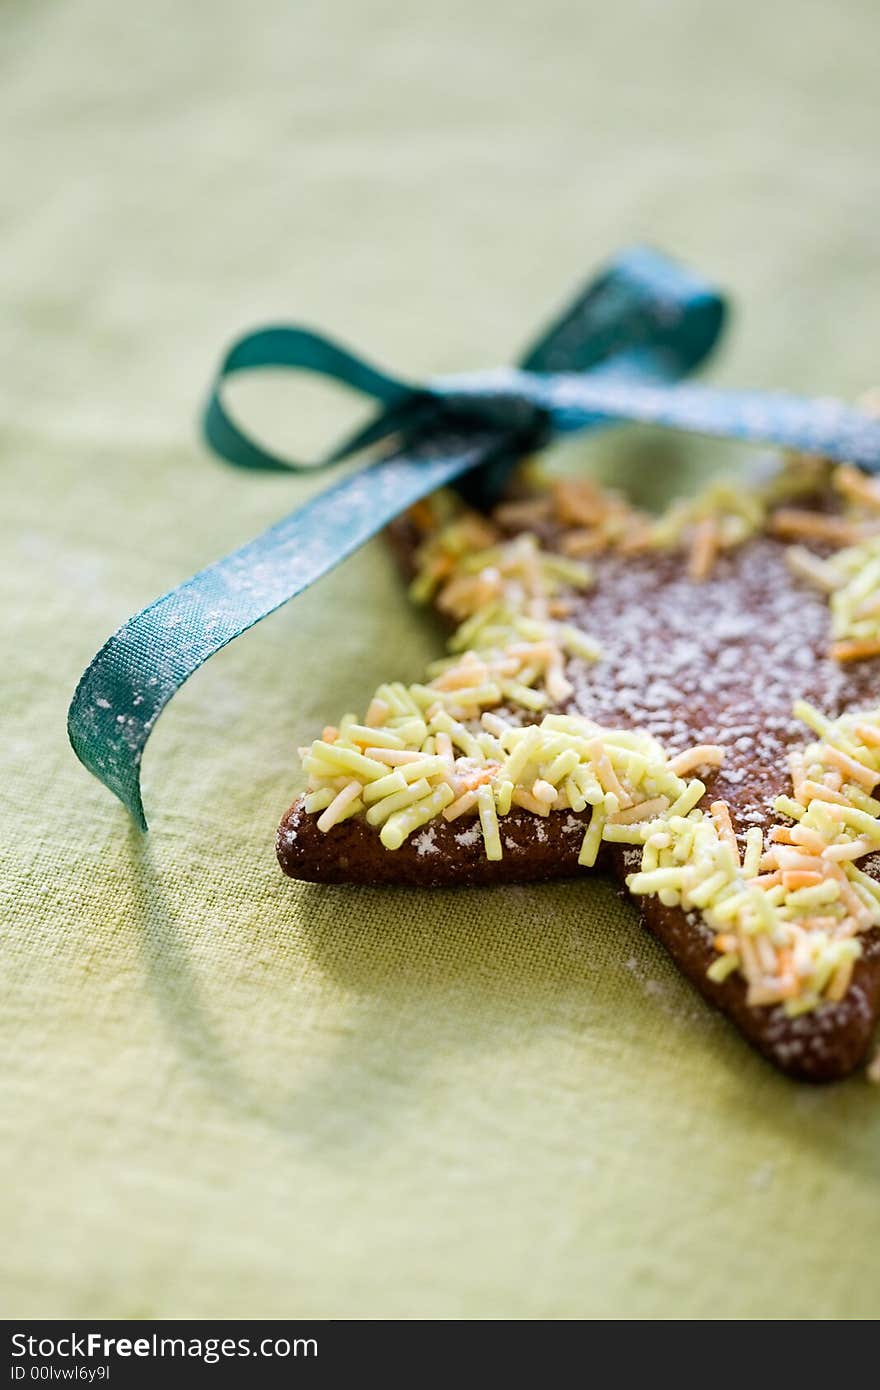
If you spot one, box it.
[278,458,880,1081]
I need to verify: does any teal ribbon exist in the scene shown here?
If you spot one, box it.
[68,246,880,828]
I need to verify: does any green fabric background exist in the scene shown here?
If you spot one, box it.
[3,0,880,1320]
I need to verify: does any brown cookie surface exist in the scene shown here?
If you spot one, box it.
[277,506,880,1080]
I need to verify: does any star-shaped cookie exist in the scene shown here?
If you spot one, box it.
[278,461,880,1081]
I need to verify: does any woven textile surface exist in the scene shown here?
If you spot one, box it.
[2,0,879,1318]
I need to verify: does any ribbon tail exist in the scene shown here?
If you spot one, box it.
[68,425,513,828]
[533,377,880,469]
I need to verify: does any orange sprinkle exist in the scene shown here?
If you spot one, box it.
[559,528,606,557]
[788,750,807,801]
[435,731,454,765]
[459,515,499,549]
[747,977,799,1005]
[442,788,480,821]
[616,522,656,555]
[768,508,866,545]
[364,747,424,764]
[820,743,880,791]
[364,698,389,728]
[321,726,339,743]
[773,850,826,872]
[430,553,455,581]
[551,478,607,527]
[710,800,738,858]
[511,788,552,816]
[406,499,436,532]
[826,862,874,926]
[491,497,552,528]
[316,780,362,833]
[459,766,498,792]
[548,597,573,618]
[790,824,828,854]
[830,637,880,663]
[532,778,558,805]
[433,663,490,691]
[827,956,856,1002]
[854,722,880,747]
[749,871,782,888]
[776,948,795,977]
[611,796,669,825]
[832,463,880,512]
[688,516,719,582]
[587,739,629,806]
[781,870,824,891]
[799,780,850,807]
[769,826,797,845]
[667,744,725,776]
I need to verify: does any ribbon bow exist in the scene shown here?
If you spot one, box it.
[68,246,880,828]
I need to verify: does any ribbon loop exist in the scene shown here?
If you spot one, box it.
[519,244,725,379]
[68,246,880,828]
[204,323,422,473]
[204,247,726,481]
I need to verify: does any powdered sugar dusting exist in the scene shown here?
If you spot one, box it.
[563,537,865,832]
[413,827,439,856]
[455,824,482,848]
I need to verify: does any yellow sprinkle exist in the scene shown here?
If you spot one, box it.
[707,953,741,984]
[398,755,452,784]
[564,775,587,813]
[477,783,503,861]
[380,784,455,849]
[503,726,543,784]
[784,545,841,592]
[626,867,686,894]
[308,742,389,782]
[602,824,650,844]
[361,769,408,804]
[365,778,432,827]
[543,747,580,786]
[742,826,764,878]
[667,779,706,818]
[579,806,606,867]
[344,724,404,749]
